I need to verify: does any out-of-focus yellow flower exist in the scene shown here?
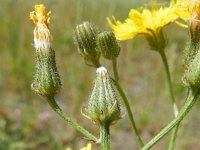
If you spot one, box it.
[173,0,190,22]
[174,0,200,25]
[80,143,92,150]
[66,143,92,150]
[173,0,200,28]
[108,0,189,50]
[30,4,51,50]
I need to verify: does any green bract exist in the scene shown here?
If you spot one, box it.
[84,67,121,124]
[97,31,120,60]
[74,21,101,67]
[31,47,62,98]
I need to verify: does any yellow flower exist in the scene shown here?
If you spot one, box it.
[108,0,189,50]
[173,1,190,22]
[66,143,92,150]
[30,4,51,50]
[174,0,200,30]
[80,143,92,150]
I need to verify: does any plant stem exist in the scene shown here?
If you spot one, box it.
[159,50,179,150]
[159,50,179,116]
[168,123,180,150]
[112,58,119,81]
[111,59,144,147]
[100,123,110,150]
[112,78,144,148]
[47,97,98,142]
[142,89,199,150]
[168,89,190,150]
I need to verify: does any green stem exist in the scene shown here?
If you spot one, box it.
[159,51,179,116]
[142,89,199,150]
[47,97,98,142]
[168,89,190,150]
[112,78,144,148]
[168,123,180,150]
[100,123,110,150]
[159,50,179,150]
[112,58,119,81]
[111,59,144,147]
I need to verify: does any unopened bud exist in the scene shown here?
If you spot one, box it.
[83,67,121,124]
[74,21,100,67]
[31,48,62,98]
[97,31,120,60]
[30,4,61,98]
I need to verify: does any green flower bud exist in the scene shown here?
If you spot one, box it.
[83,67,121,124]
[30,5,61,98]
[74,21,101,67]
[97,31,120,60]
[32,48,62,98]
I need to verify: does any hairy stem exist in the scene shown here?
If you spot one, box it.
[100,123,110,150]
[47,97,98,142]
[142,89,199,150]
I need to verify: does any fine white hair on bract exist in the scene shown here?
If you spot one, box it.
[96,66,107,74]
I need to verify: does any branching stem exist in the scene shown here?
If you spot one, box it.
[142,89,199,150]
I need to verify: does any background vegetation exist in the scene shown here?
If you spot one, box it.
[0,0,199,149]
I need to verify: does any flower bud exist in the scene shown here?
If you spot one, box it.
[30,4,61,98]
[97,31,120,60]
[83,67,121,124]
[74,22,101,67]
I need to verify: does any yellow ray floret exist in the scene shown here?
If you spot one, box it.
[108,0,190,41]
[30,4,51,49]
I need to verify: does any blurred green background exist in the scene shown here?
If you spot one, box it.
[0,0,199,149]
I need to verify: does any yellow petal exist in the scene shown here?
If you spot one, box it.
[107,0,189,41]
